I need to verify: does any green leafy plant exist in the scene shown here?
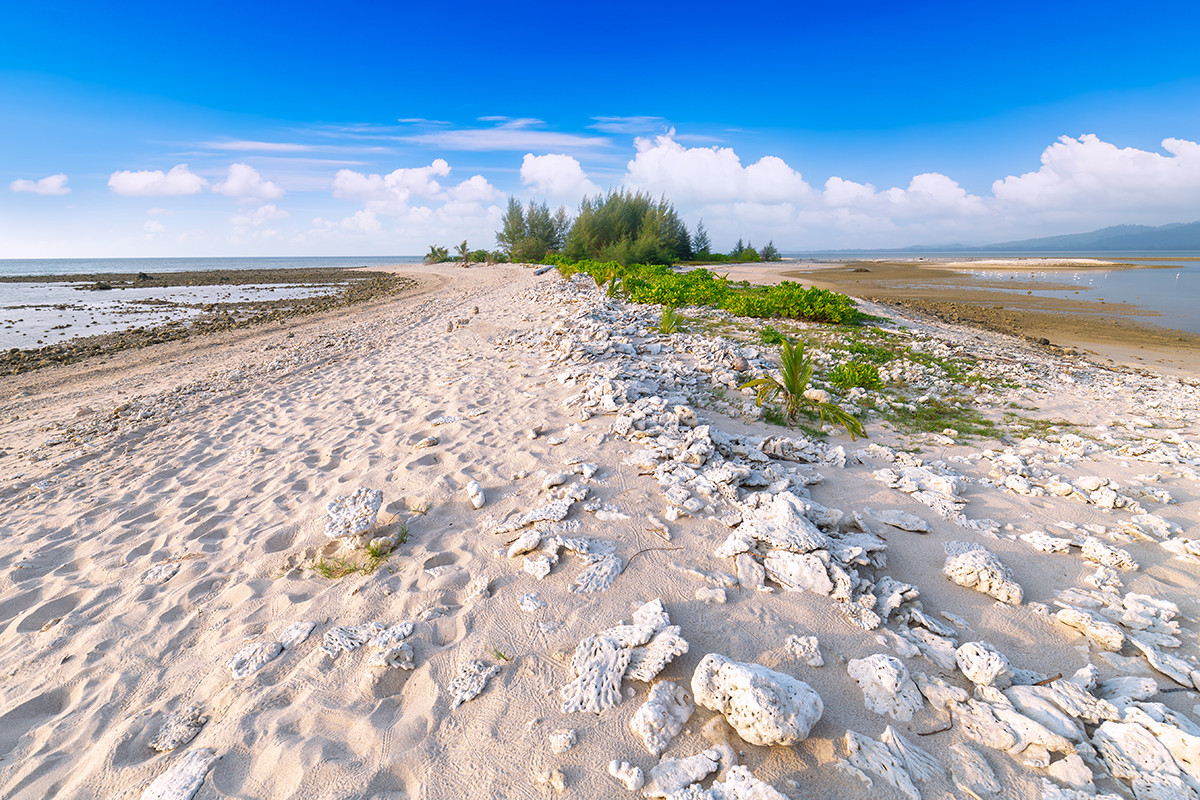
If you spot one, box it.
[829,360,883,391]
[658,306,684,334]
[739,339,866,439]
[759,325,786,345]
[489,647,511,662]
[424,244,449,263]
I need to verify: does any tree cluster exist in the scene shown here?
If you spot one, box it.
[496,198,571,263]
[489,192,785,266]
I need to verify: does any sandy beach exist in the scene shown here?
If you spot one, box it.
[1,262,1199,800]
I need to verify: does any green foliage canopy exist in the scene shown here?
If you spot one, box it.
[562,190,692,265]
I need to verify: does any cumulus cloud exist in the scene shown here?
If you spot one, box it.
[108,164,208,196]
[214,163,284,201]
[993,134,1200,212]
[144,219,166,234]
[10,173,71,195]
[332,159,451,202]
[232,204,289,228]
[520,153,601,200]
[624,134,815,205]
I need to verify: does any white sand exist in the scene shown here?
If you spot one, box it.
[1,263,1197,800]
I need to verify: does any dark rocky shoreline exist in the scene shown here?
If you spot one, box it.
[1,267,416,376]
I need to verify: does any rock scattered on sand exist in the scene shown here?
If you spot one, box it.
[691,653,823,746]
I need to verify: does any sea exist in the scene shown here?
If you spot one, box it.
[1,253,1198,348]
[0,256,423,350]
[785,250,1200,337]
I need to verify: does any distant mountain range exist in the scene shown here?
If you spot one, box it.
[909,221,1200,253]
[802,221,1200,254]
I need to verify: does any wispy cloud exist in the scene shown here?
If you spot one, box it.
[201,140,314,152]
[590,116,669,134]
[401,120,611,152]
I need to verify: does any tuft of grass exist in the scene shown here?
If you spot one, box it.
[881,396,998,440]
[489,647,511,662]
[829,360,883,391]
[759,325,786,346]
[409,502,429,515]
[396,523,410,545]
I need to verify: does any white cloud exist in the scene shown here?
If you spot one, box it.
[10,173,71,195]
[403,120,610,152]
[590,116,668,134]
[448,174,502,204]
[993,134,1200,213]
[623,134,816,204]
[144,219,166,234]
[214,163,284,201]
[108,164,207,197]
[202,140,313,152]
[520,153,601,200]
[342,209,382,233]
[333,159,451,202]
[232,204,289,228]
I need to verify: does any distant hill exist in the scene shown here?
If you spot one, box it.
[985,221,1200,251]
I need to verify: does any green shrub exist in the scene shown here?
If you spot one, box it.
[760,325,786,345]
[739,340,866,439]
[829,360,883,391]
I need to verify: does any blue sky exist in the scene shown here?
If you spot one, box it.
[3,0,1200,257]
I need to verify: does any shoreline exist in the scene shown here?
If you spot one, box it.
[772,260,1200,378]
[0,266,418,376]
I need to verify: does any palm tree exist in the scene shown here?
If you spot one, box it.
[455,240,469,267]
[739,339,866,439]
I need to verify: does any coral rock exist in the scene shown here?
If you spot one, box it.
[847,654,923,721]
[691,653,823,746]
[943,545,1023,604]
[324,487,383,539]
[631,681,694,757]
[955,641,1014,688]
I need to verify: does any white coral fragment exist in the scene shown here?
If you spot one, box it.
[561,635,633,714]
[631,680,694,757]
[626,626,689,683]
[495,498,574,533]
[139,748,219,800]
[880,725,946,784]
[150,706,208,752]
[691,653,823,746]
[1082,537,1138,570]
[644,749,723,798]
[1056,607,1126,651]
[466,479,485,509]
[943,545,1023,604]
[570,554,624,593]
[740,491,828,552]
[227,641,282,679]
[785,634,824,667]
[868,508,931,533]
[279,621,315,650]
[320,624,374,658]
[324,487,382,538]
[449,659,502,709]
[844,730,920,800]
[763,550,833,594]
[548,728,576,755]
[367,641,414,670]
[847,654,923,721]
[955,641,1014,688]
[608,760,645,791]
[948,743,1000,800]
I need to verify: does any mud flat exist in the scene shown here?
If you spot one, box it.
[1,262,1197,800]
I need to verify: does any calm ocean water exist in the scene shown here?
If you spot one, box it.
[0,255,423,278]
[785,250,1200,336]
